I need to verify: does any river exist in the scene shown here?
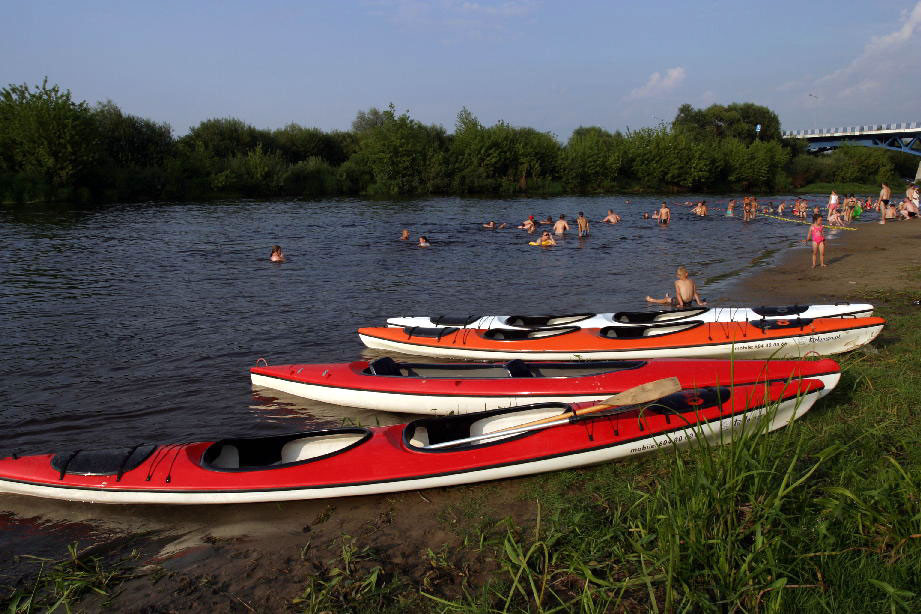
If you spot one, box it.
[0,195,850,456]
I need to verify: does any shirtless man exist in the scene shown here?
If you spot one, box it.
[657,202,670,225]
[646,266,706,308]
[553,214,570,235]
[576,211,590,237]
[879,182,891,224]
[601,209,621,224]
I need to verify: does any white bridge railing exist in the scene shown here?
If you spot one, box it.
[784,122,921,138]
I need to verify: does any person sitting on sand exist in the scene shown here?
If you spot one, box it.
[270,245,285,262]
[418,236,431,247]
[553,214,570,235]
[601,209,621,224]
[400,229,411,241]
[646,266,706,308]
[534,230,556,246]
[576,211,590,237]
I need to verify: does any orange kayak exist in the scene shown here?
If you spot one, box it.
[358,317,885,360]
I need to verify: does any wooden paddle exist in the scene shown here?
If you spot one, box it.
[423,377,682,450]
[495,376,682,432]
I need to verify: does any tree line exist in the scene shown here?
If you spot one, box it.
[0,79,911,204]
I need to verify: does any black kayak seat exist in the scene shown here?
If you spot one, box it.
[51,444,157,477]
[432,315,481,326]
[368,356,403,376]
[600,321,702,339]
[484,326,579,341]
[750,318,814,330]
[505,359,533,378]
[404,326,459,339]
[613,311,662,324]
[752,305,808,317]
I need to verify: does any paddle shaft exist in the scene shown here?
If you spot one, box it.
[423,377,681,450]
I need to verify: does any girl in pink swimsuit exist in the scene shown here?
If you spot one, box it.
[806,214,826,268]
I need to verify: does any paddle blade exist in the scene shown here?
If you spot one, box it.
[578,377,682,414]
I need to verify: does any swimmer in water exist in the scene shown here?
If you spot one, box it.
[482,221,496,229]
[400,229,410,241]
[518,216,537,233]
[270,245,285,262]
[418,236,430,248]
[601,209,621,224]
[646,266,706,307]
[534,230,556,246]
[540,216,554,225]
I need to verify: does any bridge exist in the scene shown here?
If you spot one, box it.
[783,122,921,181]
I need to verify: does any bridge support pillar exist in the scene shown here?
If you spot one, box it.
[915,160,921,183]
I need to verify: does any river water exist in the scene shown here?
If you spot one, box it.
[0,195,852,456]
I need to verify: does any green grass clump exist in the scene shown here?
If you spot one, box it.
[2,542,131,613]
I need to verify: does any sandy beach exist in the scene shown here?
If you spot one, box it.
[2,216,919,613]
[730,217,921,304]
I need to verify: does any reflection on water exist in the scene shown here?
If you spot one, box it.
[0,195,852,455]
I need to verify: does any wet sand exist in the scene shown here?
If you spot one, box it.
[2,217,920,612]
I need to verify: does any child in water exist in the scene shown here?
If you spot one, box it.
[270,245,285,262]
[418,236,431,248]
[806,214,825,268]
[646,266,706,308]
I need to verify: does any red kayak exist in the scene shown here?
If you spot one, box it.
[0,380,824,505]
[250,357,841,414]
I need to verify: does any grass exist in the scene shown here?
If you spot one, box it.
[294,292,920,612]
[2,542,132,613]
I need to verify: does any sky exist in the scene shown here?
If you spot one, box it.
[2,0,920,140]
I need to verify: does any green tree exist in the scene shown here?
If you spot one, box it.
[674,102,781,144]
[0,78,98,199]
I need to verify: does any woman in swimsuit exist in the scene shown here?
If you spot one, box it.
[806,214,826,268]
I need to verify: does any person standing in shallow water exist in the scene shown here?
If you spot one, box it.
[576,212,590,237]
[657,202,670,225]
[553,214,570,235]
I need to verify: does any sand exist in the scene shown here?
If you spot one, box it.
[729,217,921,304]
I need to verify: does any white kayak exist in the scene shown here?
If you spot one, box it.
[385,303,874,330]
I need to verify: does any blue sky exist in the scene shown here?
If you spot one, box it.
[2,1,919,139]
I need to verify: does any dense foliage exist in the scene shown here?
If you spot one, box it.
[0,80,913,203]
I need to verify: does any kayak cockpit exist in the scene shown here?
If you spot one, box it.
[600,321,703,339]
[613,308,709,323]
[202,428,371,471]
[364,357,648,379]
[483,326,580,341]
[503,313,595,327]
[750,318,815,330]
[751,305,808,317]
[403,402,571,451]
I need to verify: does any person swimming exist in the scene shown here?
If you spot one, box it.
[418,236,431,248]
[270,245,285,262]
[533,230,556,246]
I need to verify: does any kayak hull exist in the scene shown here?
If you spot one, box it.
[359,319,884,361]
[0,382,822,505]
[250,358,841,414]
